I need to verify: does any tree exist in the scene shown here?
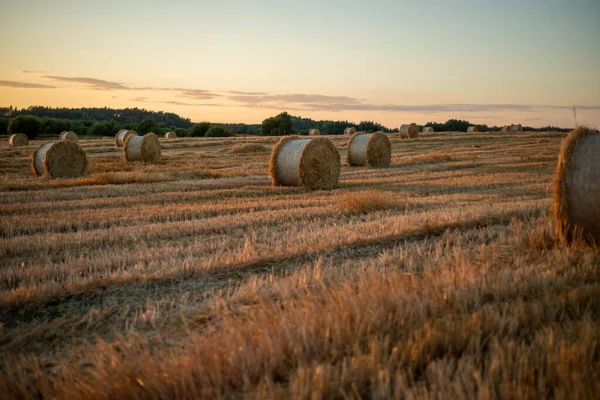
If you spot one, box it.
[174,128,190,137]
[261,112,294,136]
[8,115,43,139]
[0,118,8,135]
[191,122,211,137]
[205,125,234,137]
[42,118,72,136]
[137,118,158,135]
[89,121,115,136]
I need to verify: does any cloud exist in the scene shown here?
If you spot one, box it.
[163,100,225,107]
[20,70,46,74]
[227,90,268,95]
[178,89,221,100]
[43,75,131,90]
[230,93,363,105]
[297,102,600,113]
[0,80,56,89]
[132,96,148,102]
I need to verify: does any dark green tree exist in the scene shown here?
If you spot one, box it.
[174,128,190,137]
[191,122,211,137]
[42,118,72,136]
[8,115,43,139]
[0,118,8,135]
[205,125,234,137]
[137,118,158,135]
[89,121,115,136]
[261,112,294,136]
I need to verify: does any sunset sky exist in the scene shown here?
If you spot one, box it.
[1,0,599,128]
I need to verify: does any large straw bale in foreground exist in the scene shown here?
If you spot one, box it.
[115,129,138,147]
[553,127,600,245]
[59,131,78,141]
[344,127,357,135]
[399,123,419,139]
[32,141,88,178]
[467,126,479,133]
[124,132,161,163]
[308,129,320,136]
[165,131,177,139]
[269,136,340,189]
[347,131,391,167]
[8,133,28,147]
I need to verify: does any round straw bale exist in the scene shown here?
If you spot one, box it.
[59,131,78,141]
[269,136,340,189]
[553,127,600,245]
[422,127,434,133]
[399,123,418,139]
[124,132,161,163]
[8,133,29,147]
[344,127,357,135]
[500,126,510,133]
[31,141,88,178]
[165,131,177,139]
[467,126,479,133]
[115,129,138,147]
[347,131,391,167]
[511,124,523,132]
[308,129,320,136]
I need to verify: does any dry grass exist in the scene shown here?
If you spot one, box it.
[226,143,271,154]
[339,190,401,213]
[0,131,598,399]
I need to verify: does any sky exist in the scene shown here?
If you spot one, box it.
[0,0,599,128]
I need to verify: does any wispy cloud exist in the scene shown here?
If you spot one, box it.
[43,75,131,90]
[0,80,56,89]
[227,90,268,95]
[298,102,600,113]
[164,100,225,107]
[20,70,46,75]
[230,93,363,105]
[132,96,148,102]
[178,89,221,100]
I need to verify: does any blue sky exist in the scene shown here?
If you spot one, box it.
[1,0,598,127]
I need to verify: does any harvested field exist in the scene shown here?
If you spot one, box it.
[0,131,598,399]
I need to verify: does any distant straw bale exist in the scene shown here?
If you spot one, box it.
[59,131,78,141]
[227,143,270,154]
[308,129,320,136]
[511,124,523,132]
[165,131,177,139]
[467,126,479,133]
[32,141,87,178]
[269,136,340,189]
[422,127,434,133]
[8,133,28,147]
[347,131,391,167]
[124,132,161,163]
[344,127,357,135]
[553,126,600,245]
[400,123,418,139]
[115,130,138,147]
[501,126,510,133]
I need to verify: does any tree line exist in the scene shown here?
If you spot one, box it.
[1,106,570,140]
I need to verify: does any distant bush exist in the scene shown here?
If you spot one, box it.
[8,115,43,139]
[174,128,190,137]
[0,118,8,135]
[137,118,158,135]
[205,125,234,137]
[89,121,115,137]
[41,118,72,136]
[191,122,211,137]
